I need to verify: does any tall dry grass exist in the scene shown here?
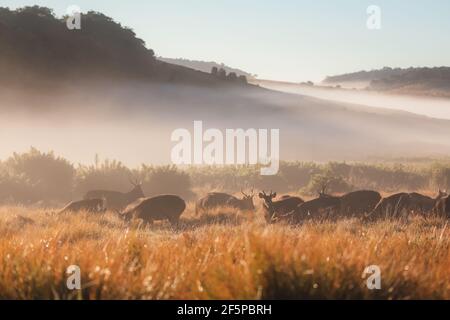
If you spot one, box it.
[0,205,449,299]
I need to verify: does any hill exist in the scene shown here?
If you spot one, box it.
[0,6,247,88]
[323,67,450,97]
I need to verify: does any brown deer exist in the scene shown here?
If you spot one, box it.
[84,177,145,210]
[365,193,408,220]
[59,198,105,214]
[258,191,304,223]
[226,190,255,210]
[119,194,186,226]
[433,194,449,217]
[366,190,448,220]
[339,190,381,218]
[402,191,446,215]
[196,190,255,214]
[289,195,341,223]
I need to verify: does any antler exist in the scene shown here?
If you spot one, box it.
[128,174,139,187]
[319,181,329,196]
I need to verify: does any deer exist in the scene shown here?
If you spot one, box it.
[366,190,448,221]
[196,190,255,214]
[364,193,409,221]
[433,194,450,217]
[339,190,381,218]
[402,191,447,215]
[119,194,186,226]
[289,195,341,223]
[84,177,145,211]
[58,198,105,214]
[226,189,255,210]
[258,191,304,223]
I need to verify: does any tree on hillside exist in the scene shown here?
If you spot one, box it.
[218,68,227,80]
[227,72,238,81]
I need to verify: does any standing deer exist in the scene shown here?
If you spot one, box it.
[258,191,304,223]
[119,194,186,226]
[339,190,381,217]
[84,177,145,210]
[59,198,105,214]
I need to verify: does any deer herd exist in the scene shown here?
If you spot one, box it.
[58,178,450,226]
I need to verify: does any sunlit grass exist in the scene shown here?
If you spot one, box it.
[0,205,449,299]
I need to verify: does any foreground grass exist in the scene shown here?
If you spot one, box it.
[0,205,449,299]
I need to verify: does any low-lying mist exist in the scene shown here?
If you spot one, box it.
[258,80,450,120]
[2,79,450,166]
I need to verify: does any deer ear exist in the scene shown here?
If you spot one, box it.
[272,192,277,198]
[258,193,264,198]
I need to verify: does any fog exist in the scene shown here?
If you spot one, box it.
[258,81,450,120]
[2,80,450,166]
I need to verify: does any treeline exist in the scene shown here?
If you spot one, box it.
[0,148,449,205]
[323,66,450,97]
[210,66,248,84]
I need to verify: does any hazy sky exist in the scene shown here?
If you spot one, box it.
[3,0,450,82]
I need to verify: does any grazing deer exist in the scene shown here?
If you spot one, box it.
[401,192,443,215]
[226,190,255,210]
[339,190,381,217]
[365,193,408,220]
[196,190,255,214]
[258,191,304,223]
[119,195,186,226]
[289,195,341,223]
[367,190,448,220]
[84,177,145,210]
[59,198,105,214]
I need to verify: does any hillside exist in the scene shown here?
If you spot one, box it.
[2,6,450,164]
[158,57,256,80]
[0,6,247,88]
[323,67,450,97]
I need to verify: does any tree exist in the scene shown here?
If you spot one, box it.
[211,66,218,76]
[227,72,238,81]
[218,68,227,80]
[238,75,248,84]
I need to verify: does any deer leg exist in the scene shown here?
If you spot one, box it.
[169,217,180,227]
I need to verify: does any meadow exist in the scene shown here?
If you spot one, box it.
[0,204,449,300]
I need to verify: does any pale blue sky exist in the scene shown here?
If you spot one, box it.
[3,0,450,81]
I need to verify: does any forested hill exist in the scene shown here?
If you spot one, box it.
[323,67,450,97]
[0,6,247,87]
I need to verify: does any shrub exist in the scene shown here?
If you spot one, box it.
[4,147,74,202]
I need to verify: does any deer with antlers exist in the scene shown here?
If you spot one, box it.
[83,176,145,211]
[259,191,304,223]
[196,189,255,214]
[226,189,256,210]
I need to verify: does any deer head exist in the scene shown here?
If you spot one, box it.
[258,190,277,221]
[128,175,145,198]
[240,188,255,210]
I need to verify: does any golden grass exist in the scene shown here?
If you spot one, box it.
[0,205,449,300]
